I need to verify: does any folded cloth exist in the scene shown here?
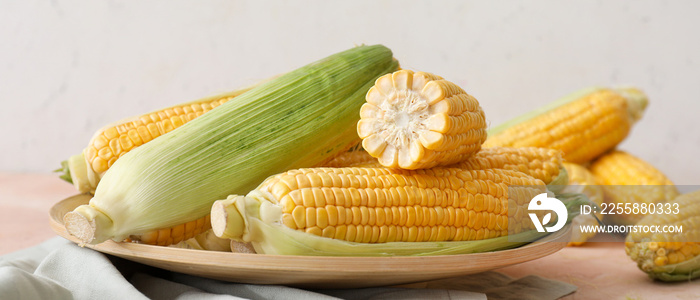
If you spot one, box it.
[1,238,576,300]
[399,272,578,300]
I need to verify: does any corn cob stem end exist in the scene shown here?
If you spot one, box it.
[615,87,648,122]
[55,160,73,184]
[64,204,114,245]
[211,197,247,240]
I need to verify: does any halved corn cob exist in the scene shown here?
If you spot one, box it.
[625,190,700,281]
[357,70,487,169]
[323,146,563,185]
[562,162,604,246]
[589,150,679,225]
[59,87,255,194]
[63,45,399,245]
[210,167,549,255]
[484,87,648,164]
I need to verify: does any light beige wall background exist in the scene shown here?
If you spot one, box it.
[1,0,699,184]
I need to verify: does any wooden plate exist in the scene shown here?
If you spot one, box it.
[50,194,570,288]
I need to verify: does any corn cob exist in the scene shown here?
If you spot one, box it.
[452,147,563,185]
[127,141,366,247]
[59,88,253,246]
[589,150,679,225]
[562,162,604,246]
[357,70,487,169]
[483,87,648,164]
[625,190,700,281]
[63,45,399,245]
[210,167,550,255]
[58,87,255,194]
[324,149,378,168]
[323,146,563,185]
[64,100,354,247]
[125,214,211,246]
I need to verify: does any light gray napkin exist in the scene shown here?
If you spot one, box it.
[0,238,576,300]
[401,272,578,300]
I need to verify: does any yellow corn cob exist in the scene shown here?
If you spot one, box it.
[483,87,648,164]
[127,214,212,246]
[61,86,255,194]
[88,98,229,173]
[625,190,700,281]
[323,149,378,168]
[589,150,679,225]
[65,141,358,248]
[323,146,563,185]
[452,147,563,185]
[357,70,487,169]
[67,127,356,248]
[64,45,399,245]
[57,88,255,247]
[562,162,604,246]
[210,167,550,255]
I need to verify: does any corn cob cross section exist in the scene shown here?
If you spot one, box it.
[484,87,648,164]
[357,70,487,169]
[211,167,547,255]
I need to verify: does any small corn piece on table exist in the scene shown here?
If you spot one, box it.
[63,45,399,245]
[324,146,564,185]
[483,87,648,164]
[58,86,255,195]
[561,162,604,246]
[625,190,700,281]
[357,70,487,169]
[589,150,679,225]
[210,167,552,256]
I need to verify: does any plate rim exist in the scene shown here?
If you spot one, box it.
[50,194,570,287]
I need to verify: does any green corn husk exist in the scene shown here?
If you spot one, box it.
[547,167,568,195]
[64,45,399,245]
